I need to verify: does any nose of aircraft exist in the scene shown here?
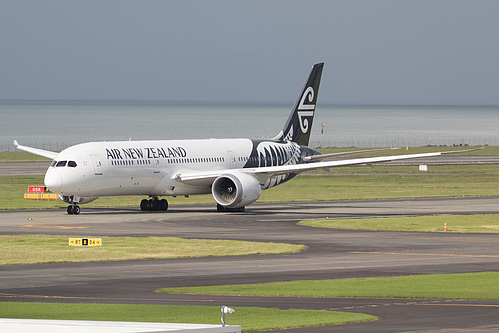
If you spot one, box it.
[44,168,62,192]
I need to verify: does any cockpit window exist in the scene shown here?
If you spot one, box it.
[51,160,77,168]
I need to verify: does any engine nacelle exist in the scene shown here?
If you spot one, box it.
[212,173,261,208]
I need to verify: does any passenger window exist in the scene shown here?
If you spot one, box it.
[68,161,77,168]
[56,161,67,167]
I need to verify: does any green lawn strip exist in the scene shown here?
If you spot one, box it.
[0,152,53,162]
[0,235,306,265]
[0,302,377,332]
[2,171,498,210]
[262,173,499,203]
[157,272,499,300]
[298,214,499,233]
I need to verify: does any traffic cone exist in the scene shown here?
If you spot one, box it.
[444,222,447,232]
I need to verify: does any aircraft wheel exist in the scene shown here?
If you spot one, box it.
[141,198,168,212]
[160,199,168,211]
[67,205,74,214]
[217,204,245,213]
[73,205,81,215]
[147,199,154,211]
[140,199,148,211]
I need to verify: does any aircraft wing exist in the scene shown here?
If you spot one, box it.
[176,149,479,186]
[257,148,484,176]
[13,140,58,160]
[251,151,441,178]
[302,147,401,162]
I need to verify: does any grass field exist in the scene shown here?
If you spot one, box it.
[157,272,499,300]
[0,302,377,332]
[0,235,306,265]
[299,214,499,233]
[0,151,53,162]
[1,165,498,210]
[1,147,497,210]
[1,148,497,331]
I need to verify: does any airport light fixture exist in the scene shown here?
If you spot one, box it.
[221,305,235,327]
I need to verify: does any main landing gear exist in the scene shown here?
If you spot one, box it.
[67,205,81,215]
[140,197,168,211]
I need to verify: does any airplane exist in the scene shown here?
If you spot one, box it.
[14,63,478,215]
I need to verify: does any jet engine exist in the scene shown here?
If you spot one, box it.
[212,173,261,209]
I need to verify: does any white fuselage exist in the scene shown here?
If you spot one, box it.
[44,138,299,200]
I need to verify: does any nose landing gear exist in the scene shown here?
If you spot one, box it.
[63,196,82,215]
[67,205,80,215]
[140,197,168,212]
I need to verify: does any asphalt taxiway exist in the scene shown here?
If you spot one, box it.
[1,197,499,332]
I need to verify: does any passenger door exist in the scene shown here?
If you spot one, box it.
[90,154,103,175]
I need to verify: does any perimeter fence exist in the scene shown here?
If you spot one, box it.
[310,137,497,149]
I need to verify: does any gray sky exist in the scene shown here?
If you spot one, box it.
[1,1,498,105]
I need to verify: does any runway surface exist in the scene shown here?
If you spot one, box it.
[1,197,499,332]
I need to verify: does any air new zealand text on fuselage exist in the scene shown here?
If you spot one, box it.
[105,146,188,161]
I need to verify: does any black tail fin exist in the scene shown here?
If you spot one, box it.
[274,63,324,146]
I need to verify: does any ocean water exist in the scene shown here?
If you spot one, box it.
[1,101,498,151]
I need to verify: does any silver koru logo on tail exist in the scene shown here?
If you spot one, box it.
[298,87,315,133]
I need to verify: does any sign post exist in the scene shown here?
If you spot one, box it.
[69,238,102,246]
[28,186,46,193]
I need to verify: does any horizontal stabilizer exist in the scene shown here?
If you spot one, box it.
[441,147,484,154]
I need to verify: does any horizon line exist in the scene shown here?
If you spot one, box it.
[0,99,498,109]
